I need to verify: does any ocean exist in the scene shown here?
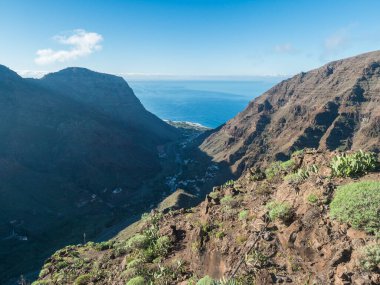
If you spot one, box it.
[129,80,282,129]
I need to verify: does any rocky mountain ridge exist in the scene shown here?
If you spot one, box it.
[200,50,380,174]
[0,65,179,284]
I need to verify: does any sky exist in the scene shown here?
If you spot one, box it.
[1,0,380,79]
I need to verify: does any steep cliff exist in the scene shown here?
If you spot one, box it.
[200,51,380,174]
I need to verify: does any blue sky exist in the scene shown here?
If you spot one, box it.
[1,0,380,78]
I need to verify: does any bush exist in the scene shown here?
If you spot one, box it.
[266,201,292,222]
[126,276,145,285]
[265,162,282,180]
[358,244,380,271]
[94,241,113,251]
[208,191,219,200]
[224,180,235,187]
[280,159,295,172]
[238,210,248,220]
[285,165,318,184]
[220,195,234,206]
[330,150,377,177]
[330,181,380,233]
[265,159,296,180]
[307,193,319,204]
[215,231,226,239]
[154,236,171,257]
[126,234,150,250]
[197,276,215,285]
[126,258,144,269]
[197,276,238,285]
[291,149,304,156]
[74,274,92,285]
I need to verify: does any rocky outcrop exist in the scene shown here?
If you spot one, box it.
[200,51,380,174]
[0,65,178,284]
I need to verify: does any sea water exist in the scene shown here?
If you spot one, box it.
[129,80,281,129]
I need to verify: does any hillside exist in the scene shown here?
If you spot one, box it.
[33,149,380,284]
[0,66,179,283]
[31,51,380,285]
[200,51,380,174]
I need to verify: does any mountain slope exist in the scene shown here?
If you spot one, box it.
[37,67,177,143]
[200,50,380,173]
[0,65,178,283]
[33,149,380,285]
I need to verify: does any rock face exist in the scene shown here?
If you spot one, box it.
[200,51,380,173]
[0,65,178,283]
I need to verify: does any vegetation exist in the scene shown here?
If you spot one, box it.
[330,150,377,177]
[74,274,92,285]
[220,195,234,207]
[224,180,235,187]
[197,276,238,285]
[358,244,380,272]
[265,159,296,180]
[291,149,304,156]
[284,164,318,184]
[245,249,269,267]
[266,201,292,222]
[208,191,219,200]
[330,181,380,233]
[238,210,248,220]
[126,276,145,285]
[307,193,319,204]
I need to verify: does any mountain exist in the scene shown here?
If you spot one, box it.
[37,67,177,143]
[34,149,380,285]
[0,66,178,283]
[200,51,380,174]
[32,51,380,285]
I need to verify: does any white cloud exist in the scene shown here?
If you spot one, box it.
[16,70,49,78]
[324,32,348,53]
[322,26,353,58]
[35,29,103,65]
[274,43,297,54]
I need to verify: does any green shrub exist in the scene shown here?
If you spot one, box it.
[74,274,92,285]
[285,165,318,184]
[94,241,113,251]
[208,191,219,200]
[126,234,150,250]
[215,231,226,239]
[197,275,215,285]
[197,276,238,285]
[154,236,171,256]
[38,268,49,278]
[245,249,268,267]
[31,281,53,285]
[330,181,380,233]
[224,180,235,187]
[331,150,377,177]
[265,161,282,180]
[358,244,380,271]
[266,201,292,222]
[126,276,145,285]
[291,149,304,156]
[220,195,233,205]
[238,210,248,220]
[265,159,296,180]
[280,159,295,171]
[307,193,319,204]
[126,258,144,269]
